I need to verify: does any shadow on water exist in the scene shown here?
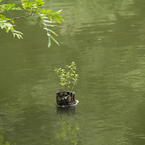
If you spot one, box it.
[57,106,76,116]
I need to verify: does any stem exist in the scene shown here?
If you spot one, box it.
[71,80,76,92]
[27,0,30,13]
[71,86,74,92]
[6,13,34,22]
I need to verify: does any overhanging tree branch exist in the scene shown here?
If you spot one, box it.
[6,13,33,22]
[0,0,64,47]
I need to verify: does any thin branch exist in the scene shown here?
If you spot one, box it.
[6,13,34,22]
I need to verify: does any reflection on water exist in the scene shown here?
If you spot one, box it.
[56,107,79,145]
[0,131,13,145]
[56,119,79,145]
[56,108,79,145]
[57,107,76,116]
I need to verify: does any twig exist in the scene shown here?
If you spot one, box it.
[6,13,33,22]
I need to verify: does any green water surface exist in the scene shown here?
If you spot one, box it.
[0,0,145,145]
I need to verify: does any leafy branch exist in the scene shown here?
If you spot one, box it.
[54,62,78,92]
[6,14,33,22]
[0,0,64,47]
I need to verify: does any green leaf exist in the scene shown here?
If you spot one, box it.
[41,9,51,14]
[53,16,61,24]
[43,27,58,36]
[48,15,52,21]
[42,16,48,19]
[36,0,44,7]
[47,32,50,36]
[12,7,22,10]
[40,13,45,17]
[48,36,51,48]
[50,35,59,46]
[57,9,63,13]
[58,16,64,21]
[6,28,9,33]
[43,23,54,27]
[46,10,51,13]
[9,4,15,10]
[16,33,20,39]
[0,14,6,20]
[43,20,52,23]
[35,10,43,20]
[31,17,41,26]
[12,30,23,35]
[13,33,16,38]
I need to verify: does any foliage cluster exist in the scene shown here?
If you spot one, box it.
[0,0,64,47]
[55,62,78,92]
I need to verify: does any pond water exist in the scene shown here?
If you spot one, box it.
[1,0,145,145]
